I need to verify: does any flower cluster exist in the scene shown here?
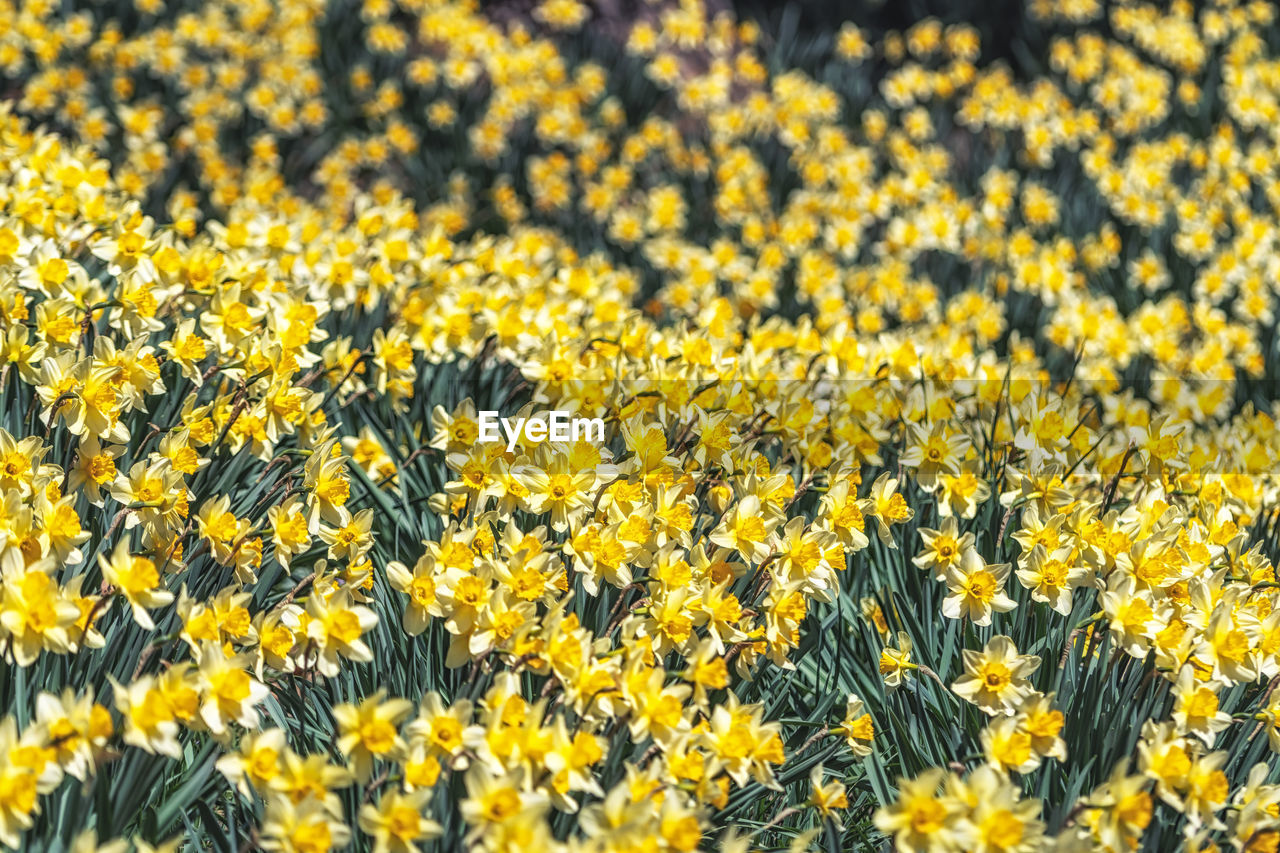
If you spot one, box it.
[1,0,1280,850]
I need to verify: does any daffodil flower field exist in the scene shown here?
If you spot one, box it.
[1,0,1279,850]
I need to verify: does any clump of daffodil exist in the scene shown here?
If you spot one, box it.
[0,0,1280,849]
